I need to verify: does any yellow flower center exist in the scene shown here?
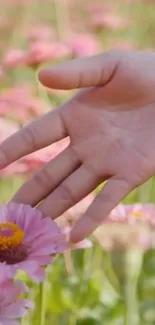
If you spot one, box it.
[0,222,24,251]
[131,211,143,218]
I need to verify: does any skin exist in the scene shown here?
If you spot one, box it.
[0,50,155,243]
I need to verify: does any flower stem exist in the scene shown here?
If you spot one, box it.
[124,249,143,325]
[53,0,70,41]
[69,314,77,325]
[40,282,46,325]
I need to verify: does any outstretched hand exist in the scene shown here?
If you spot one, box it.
[0,50,155,242]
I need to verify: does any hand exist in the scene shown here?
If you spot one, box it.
[1,50,155,243]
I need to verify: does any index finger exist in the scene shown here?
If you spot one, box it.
[0,108,67,169]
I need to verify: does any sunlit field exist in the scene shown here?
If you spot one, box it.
[1,1,155,324]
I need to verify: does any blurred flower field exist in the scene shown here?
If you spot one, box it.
[1,0,155,324]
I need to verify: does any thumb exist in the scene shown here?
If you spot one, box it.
[38,51,121,90]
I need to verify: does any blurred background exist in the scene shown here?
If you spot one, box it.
[1,0,155,324]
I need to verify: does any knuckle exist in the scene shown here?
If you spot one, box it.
[22,126,38,151]
[34,168,53,190]
[132,161,151,187]
[0,145,12,163]
[85,161,103,180]
[76,70,83,88]
[59,183,77,206]
[129,168,148,187]
[126,147,153,187]
[119,177,131,190]
[99,189,116,207]
[69,145,81,166]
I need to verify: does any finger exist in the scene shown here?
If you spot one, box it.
[12,146,80,206]
[70,177,132,243]
[39,51,121,90]
[0,109,67,169]
[38,164,102,218]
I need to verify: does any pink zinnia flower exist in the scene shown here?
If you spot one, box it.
[90,11,130,31]
[0,85,47,122]
[0,264,33,325]
[3,49,28,69]
[0,203,67,282]
[25,41,70,68]
[28,25,55,43]
[68,34,100,57]
[94,204,155,251]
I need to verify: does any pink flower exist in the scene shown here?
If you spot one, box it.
[104,203,155,226]
[0,85,48,122]
[26,41,70,68]
[28,25,56,43]
[94,204,155,251]
[0,261,15,281]
[0,279,33,324]
[3,41,70,69]
[68,34,100,57]
[90,11,130,31]
[0,263,33,324]
[0,203,67,282]
[3,49,28,69]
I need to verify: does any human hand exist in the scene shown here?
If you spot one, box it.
[1,50,155,243]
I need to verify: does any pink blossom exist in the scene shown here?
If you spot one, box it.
[88,2,107,14]
[0,261,15,281]
[94,204,155,251]
[25,41,70,68]
[3,49,28,69]
[0,203,67,282]
[67,34,100,57]
[105,203,155,226]
[28,25,56,43]
[0,264,33,325]
[90,11,130,31]
[3,41,70,69]
[0,280,33,324]
[0,85,47,122]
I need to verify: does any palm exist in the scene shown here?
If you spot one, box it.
[62,52,155,189]
[1,50,155,242]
